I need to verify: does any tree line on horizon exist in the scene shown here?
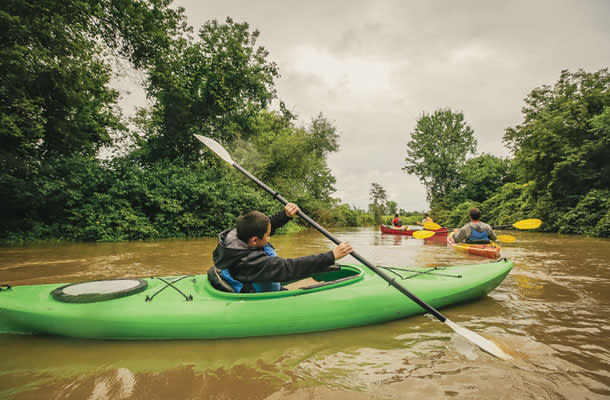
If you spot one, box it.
[398,69,610,237]
[1,0,608,243]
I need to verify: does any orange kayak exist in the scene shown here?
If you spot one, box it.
[447,231,500,259]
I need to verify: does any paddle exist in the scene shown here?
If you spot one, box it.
[424,219,542,232]
[413,229,516,243]
[494,219,542,230]
[412,230,439,239]
[417,219,542,242]
[195,134,511,361]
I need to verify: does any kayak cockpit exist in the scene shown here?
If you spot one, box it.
[205,264,364,298]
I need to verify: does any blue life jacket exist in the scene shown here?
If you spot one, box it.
[469,227,489,241]
[263,243,277,257]
[221,243,278,293]
[220,268,243,293]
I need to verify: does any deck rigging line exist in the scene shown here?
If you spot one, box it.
[145,275,194,302]
[378,266,462,280]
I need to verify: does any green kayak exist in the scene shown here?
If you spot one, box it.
[0,260,512,340]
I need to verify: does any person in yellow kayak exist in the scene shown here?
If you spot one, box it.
[208,203,353,293]
[417,212,433,226]
[453,207,498,244]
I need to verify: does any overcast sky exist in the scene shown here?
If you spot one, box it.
[117,0,610,211]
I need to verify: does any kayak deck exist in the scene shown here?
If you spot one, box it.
[0,260,512,339]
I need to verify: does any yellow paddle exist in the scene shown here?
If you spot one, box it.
[416,219,542,242]
[414,229,515,242]
[423,221,442,231]
[496,235,516,243]
[424,218,542,232]
[507,219,542,230]
[412,230,437,239]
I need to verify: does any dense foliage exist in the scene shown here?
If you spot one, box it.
[0,1,367,243]
[412,70,610,237]
[502,69,610,235]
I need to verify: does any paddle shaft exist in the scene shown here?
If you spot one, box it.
[232,162,447,322]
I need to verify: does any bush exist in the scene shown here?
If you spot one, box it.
[558,189,610,236]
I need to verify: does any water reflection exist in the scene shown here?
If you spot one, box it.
[1,228,609,399]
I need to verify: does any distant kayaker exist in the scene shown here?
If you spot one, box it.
[391,213,403,228]
[208,203,353,293]
[453,207,498,244]
[417,212,433,226]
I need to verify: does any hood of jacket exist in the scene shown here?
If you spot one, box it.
[213,229,264,269]
[469,222,487,232]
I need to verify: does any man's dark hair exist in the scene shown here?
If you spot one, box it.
[469,207,481,221]
[394,213,399,217]
[237,211,270,242]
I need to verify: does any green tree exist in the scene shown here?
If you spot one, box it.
[234,111,339,218]
[138,17,279,164]
[402,108,477,202]
[368,182,388,225]
[386,200,398,214]
[504,69,610,204]
[452,154,512,204]
[503,69,610,235]
[0,0,186,231]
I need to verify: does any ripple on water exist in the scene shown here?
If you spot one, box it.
[1,228,609,399]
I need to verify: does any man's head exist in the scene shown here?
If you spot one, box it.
[469,207,481,221]
[237,211,271,248]
[394,213,399,218]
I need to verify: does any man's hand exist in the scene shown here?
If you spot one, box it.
[332,242,353,261]
[284,203,300,218]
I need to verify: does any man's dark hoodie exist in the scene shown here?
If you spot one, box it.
[208,211,337,291]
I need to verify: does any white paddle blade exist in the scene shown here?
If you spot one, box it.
[445,319,512,361]
[194,134,234,165]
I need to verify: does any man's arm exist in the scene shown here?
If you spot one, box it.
[268,203,299,235]
[232,251,336,283]
[453,225,471,243]
[268,211,291,235]
[486,225,497,241]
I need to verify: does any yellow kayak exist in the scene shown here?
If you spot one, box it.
[447,231,501,259]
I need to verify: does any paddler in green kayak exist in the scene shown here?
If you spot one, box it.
[208,203,353,293]
[453,207,498,244]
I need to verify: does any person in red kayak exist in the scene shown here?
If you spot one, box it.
[453,207,498,244]
[391,213,403,228]
[208,203,353,293]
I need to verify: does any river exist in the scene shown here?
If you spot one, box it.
[0,227,609,399]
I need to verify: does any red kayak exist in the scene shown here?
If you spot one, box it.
[380,224,449,236]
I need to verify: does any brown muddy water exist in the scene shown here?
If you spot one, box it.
[0,227,609,399]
